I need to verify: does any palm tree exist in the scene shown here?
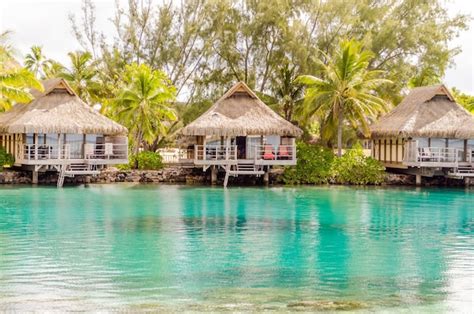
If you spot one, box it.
[44,60,65,79]
[0,69,44,111]
[113,63,177,155]
[297,39,391,156]
[24,46,51,78]
[263,63,304,122]
[0,34,43,111]
[60,51,99,103]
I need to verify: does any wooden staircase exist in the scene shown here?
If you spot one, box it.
[57,163,100,187]
[223,162,265,187]
[448,165,474,178]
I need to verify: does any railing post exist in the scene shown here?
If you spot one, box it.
[203,144,206,160]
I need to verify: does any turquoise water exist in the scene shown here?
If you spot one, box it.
[0,185,473,312]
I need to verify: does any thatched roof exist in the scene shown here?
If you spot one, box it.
[0,78,127,135]
[181,82,302,137]
[370,84,474,139]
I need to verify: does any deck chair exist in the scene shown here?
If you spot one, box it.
[263,145,275,160]
[419,147,432,161]
[278,145,290,160]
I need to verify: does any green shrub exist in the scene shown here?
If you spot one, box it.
[282,142,385,185]
[0,146,14,170]
[282,142,334,184]
[130,151,164,170]
[331,144,385,185]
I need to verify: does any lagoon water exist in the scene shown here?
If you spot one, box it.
[0,185,473,311]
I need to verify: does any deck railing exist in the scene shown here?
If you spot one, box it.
[404,141,460,165]
[20,144,69,160]
[158,148,189,163]
[194,145,237,161]
[18,143,128,161]
[253,144,296,161]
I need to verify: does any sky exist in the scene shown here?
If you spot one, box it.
[0,0,473,94]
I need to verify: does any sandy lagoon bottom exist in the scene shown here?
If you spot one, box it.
[0,184,472,312]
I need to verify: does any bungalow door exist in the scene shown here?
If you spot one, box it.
[236,136,246,159]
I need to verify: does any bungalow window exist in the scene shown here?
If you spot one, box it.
[66,134,84,158]
[416,138,429,147]
[45,134,57,145]
[25,134,34,145]
[430,138,445,148]
[246,136,261,159]
[86,134,102,144]
[448,139,464,149]
[468,140,474,150]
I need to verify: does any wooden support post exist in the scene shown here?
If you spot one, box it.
[465,177,471,187]
[263,167,269,186]
[463,139,467,162]
[211,165,217,185]
[415,174,422,186]
[34,133,38,160]
[223,164,230,188]
[32,170,38,185]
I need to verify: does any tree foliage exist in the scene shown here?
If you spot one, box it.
[297,39,391,156]
[59,51,100,103]
[452,88,474,113]
[0,33,44,111]
[69,0,467,106]
[111,63,177,154]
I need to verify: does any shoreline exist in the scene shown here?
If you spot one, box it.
[0,166,470,187]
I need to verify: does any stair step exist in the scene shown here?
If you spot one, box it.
[65,170,100,175]
[229,170,265,175]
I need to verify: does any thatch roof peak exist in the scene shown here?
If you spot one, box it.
[30,78,76,99]
[370,84,474,139]
[0,78,127,135]
[181,81,302,137]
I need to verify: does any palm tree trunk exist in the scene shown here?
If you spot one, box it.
[337,109,343,157]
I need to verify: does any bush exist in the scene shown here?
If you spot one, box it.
[331,144,386,185]
[130,151,164,170]
[282,142,334,184]
[0,146,14,170]
[282,142,385,185]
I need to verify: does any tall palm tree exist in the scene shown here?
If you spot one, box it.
[60,51,99,103]
[297,39,391,156]
[113,63,177,154]
[24,45,51,78]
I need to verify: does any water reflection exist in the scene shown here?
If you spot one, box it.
[0,185,472,311]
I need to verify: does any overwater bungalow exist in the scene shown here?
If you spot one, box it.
[0,78,128,187]
[370,84,474,184]
[180,81,303,187]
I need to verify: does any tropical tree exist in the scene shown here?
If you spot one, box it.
[297,39,391,157]
[263,63,304,122]
[0,33,43,111]
[24,46,51,78]
[452,87,474,113]
[112,63,177,155]
[60,51,99,102]
[44,60,65,79]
